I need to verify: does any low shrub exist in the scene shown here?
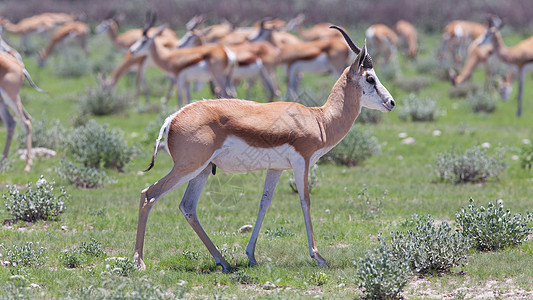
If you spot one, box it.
[79,238,106,257]
[448,82,481,98]
[456,198,533,251]
[105,257,138,277]
[520,142,533,170]
[55,159,116,188]
[289,164,321,193]
[1,242,46,267]
[414,56,441,76]
[52,48,90,77]
[355,185,384,219]
[230,270,258,284]
[60,249,84,268]
[79,86,130,116]
[0,158,11,173]
[356,246,411,300]
[433,146,506,183]
[264,227,295,238]
[64,120,138,171]
[321,124,380,166]
[396,76,432,93]
[307,272,331,286]
[357,107,383,124]
[2,175,68,222]
[467,90,497,113]
[387,215,470,274]
[16,113,66,150]
[397,93,438,122]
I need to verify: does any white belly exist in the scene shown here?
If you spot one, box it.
[211,136,295,173]
[179,60,212,82]
[291,53,331,74]
[233,62,262,80]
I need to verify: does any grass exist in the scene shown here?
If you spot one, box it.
[0,27,532,298]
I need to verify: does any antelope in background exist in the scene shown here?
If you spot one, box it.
[394,20,418,60]
[365,24,398,68]
[439,20,486,65]
[128,14,235,107]
[479,15,533,117]
[38,21,89,67]
[133,25,395,271]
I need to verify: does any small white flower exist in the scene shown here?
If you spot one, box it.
[432,130,442,136]
[397,155,404,160]
[511,155,519,161]
[398,132,408,138]
[522,139,531,145]
[481,142,491,149]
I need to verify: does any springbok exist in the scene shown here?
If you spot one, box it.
[449,35,494,87]
[478,15,533,117]
[439,20,486,64]
[394,20,418,60]
[365,24,398,67]
[38,21,89,67]
[0,13,75,50]
[133,26,395,271]
[250,22,349,100]
[129,18,235,107]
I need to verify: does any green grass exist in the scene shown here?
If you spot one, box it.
[1,30,532,298]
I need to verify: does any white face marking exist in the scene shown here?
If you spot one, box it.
[359,69,394,112]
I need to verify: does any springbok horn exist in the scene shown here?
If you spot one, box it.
[330,25,361,54]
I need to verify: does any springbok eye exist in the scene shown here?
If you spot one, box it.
[366,75,376,85]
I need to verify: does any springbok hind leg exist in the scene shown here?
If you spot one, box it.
[134,166,200,270]
[179,164,231,272]
[293,160,328,267]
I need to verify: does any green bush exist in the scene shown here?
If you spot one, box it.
[16,114,66,150]
[520,142,533,170]
[387,215,470,274]
[433,146,506,183]
[64,120,138,171]
[307,272,331,286]
[456,198,533,251]
[321,124,380,166]
[52,48,90,77]
[467,90,497,113]
[264,227,295,238]
[396,76,432,93]
[79,86,130,116]
[357,107,383,124]
[230,270,258,284]
[2,175,68,222]
[397,93,438,122]
[356,246,411,300]
[105,257,138,276]
[448,82,481,98]
[60,249,84,268]
[79,238,106,257]
[1,242,46,267]
[55,159,116,188]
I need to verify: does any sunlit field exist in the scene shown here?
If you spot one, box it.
[1,2,533,298]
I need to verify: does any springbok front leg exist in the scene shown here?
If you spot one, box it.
[134,165,204,269]
[0,100,16,160]
[179,164,231,271]
[246,169,283,266]
[293,159,328,267]
[517,66,525,117]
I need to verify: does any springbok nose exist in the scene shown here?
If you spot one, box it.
[389,99,396,108]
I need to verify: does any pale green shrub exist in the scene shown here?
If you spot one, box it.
[356,246,411,299]
[79,87,130,116]
[1,242,46,267]
[321,124,380,166]
[456,198,533,251]
[397,93,438,122]
[55,159,116,188]
[2,175,68,222]
[434,146,506,183]
[467,90,497,113]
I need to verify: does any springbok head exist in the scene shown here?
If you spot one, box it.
[478,15,503,47]
[129,11,165,56]
[331,25,395,112]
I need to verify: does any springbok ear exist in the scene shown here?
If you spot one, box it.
[355,40,368,71]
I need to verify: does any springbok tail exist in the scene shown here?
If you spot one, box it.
[23,69,48,94]
[144,114,174,172]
